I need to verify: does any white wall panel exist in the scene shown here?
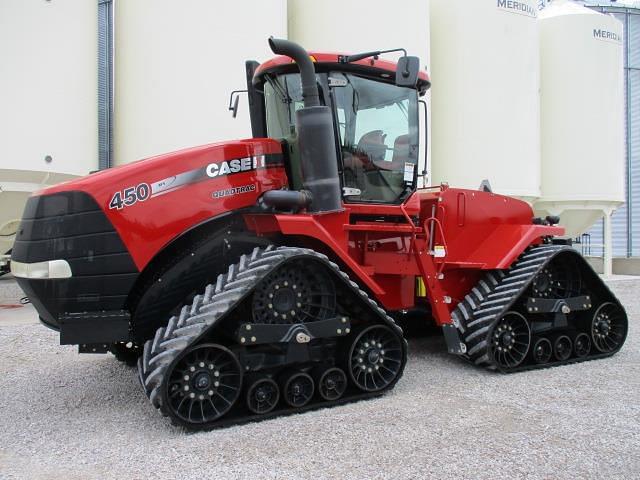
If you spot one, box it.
[0,0,98,176]
[114,0,287,165]
[0,0,97,254]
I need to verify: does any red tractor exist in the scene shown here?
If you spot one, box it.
[11,38,627,430]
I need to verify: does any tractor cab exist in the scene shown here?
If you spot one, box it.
[248,48,430,206]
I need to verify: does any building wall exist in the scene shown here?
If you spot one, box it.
[0,0,98,176]
[0,0,99,255]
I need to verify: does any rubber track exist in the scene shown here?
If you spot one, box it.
[451,244,625,373]
[137,246,407,429]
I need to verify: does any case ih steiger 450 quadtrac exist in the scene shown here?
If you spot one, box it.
[11,39,627,430]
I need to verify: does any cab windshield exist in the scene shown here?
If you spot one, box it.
[331,73,419,203]
[263,71,419,203]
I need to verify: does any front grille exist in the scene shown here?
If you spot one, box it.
[12,191,139,327]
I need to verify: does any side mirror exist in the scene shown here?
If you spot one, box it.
[396,56,420,88]
[228,90,247,118]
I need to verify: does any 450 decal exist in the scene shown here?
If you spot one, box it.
[109,183,150,210]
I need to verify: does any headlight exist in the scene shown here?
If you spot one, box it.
[10,259,72,279]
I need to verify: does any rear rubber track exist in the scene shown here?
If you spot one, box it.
[451,244,627,372]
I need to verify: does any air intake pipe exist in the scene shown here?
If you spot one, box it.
[268,38,342,213]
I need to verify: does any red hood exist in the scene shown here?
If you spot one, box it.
[34,138,287,270]
[39,138,282,196]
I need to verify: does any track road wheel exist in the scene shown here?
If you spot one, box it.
[317,367,347,401]
[488,312,531,369]
[591,302,628,354]
[553,335,572,361]
[246,377,280,415]
[574,333,591,358]
[532,337,553,365]
[349,325,403,392]
[282,372,314,408]
[165,344,242,426]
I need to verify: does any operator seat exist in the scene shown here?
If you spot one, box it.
[356,130,387,169]
[342,130,388,190]
[391,134,410,167]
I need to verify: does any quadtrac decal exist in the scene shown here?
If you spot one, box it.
[212,184,257,199]
[108,153,283,209]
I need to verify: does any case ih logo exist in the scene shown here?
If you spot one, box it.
[206,155,266,178]
[593,29,622,44]
[497,0,537,18]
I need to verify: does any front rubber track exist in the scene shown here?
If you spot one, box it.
[451,244,628,373]
[137,246,407,430]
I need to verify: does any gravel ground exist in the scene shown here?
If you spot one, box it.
[0,279,639,480]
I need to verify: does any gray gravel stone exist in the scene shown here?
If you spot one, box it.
[0,279,638,479]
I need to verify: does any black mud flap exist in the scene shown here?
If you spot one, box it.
[442,324,466,354]
[59,310,130,345]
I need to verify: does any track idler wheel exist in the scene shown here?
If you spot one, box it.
[591,302,628,354]
[488,311,531,369]
[316,367,347,401]
[246,377,280,415]
[532,337,553,365]
[573,333,591,358]
[553,335,573,361]
[282,372,315,408]
[165,344,242,425]
[349,325,403,392]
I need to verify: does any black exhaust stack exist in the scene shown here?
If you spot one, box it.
[267,38,342,213]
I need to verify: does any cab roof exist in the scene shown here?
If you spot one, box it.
[254,52,431,94]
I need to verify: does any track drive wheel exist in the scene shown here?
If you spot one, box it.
[317,367,347,401]
[252,260,336,324]
[165,343,242,426]
[530,256,581,299]
[246,377,280,415]
[591,302,628,354]
[349,325,403,392]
